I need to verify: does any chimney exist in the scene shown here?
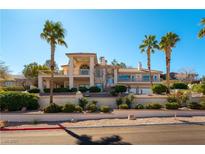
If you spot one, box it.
[100,56,107,65]
[137,62,142,71]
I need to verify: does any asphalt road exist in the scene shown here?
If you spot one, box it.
[1,124,205,145]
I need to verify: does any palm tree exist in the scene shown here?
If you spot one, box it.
[159,32,180,90]
[139,35,159,86]
[40,20,67,104]
[198,18,205,38]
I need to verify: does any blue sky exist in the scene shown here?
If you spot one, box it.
[0,10,205,77]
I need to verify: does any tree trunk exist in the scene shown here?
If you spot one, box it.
[50,43,55,104]
[147,48,153,87]
[166,49,171,93]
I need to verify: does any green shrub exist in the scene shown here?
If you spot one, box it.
[86,103,98,112]
[199,101,205,110]
[62,103,76,113]
[125,94,134,109]
[152,84,168,94]
[114,85,127,93]
[89,86,101,93]
[28,88,40,93]
[165,102,180,110]
[2,86,25,91]
[110,90,118,96]
[188,102,201,109]
[167,91,189,106]
[70,87,77,92]
[78,87,88,93]
[44,88,70,93]
[100,106,111,113]
[119,103,129,109]
[116,97,124,108]
[75,105,83,113]
[91,100,98,105]
[192,84,205,95]
[135,104,144,109]
[145,103,162,109]
[0,91,39,111]
[44,103,62,113]
[78,97,89,110]
[171,83,188,89]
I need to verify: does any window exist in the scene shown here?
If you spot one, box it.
[118,75,130,81]
[142,75,150,81]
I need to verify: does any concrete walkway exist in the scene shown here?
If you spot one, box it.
[1,109,205,122]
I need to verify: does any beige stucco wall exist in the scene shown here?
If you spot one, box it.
[38,95,171,109]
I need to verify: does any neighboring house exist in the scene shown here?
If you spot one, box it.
[0,75,29,87]
[38,52,162,94]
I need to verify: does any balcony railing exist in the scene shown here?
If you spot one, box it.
[118,79,160,82]
[79,69,90,75]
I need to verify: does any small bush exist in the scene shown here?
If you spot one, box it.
[78,97,89,110]
[188,102,201,109]
[62,103,76,113]
[114,85,127,93]
[110,90,118,96]
[171,83,188,89]
[75,105,83,112]
[89,86,101,93]
[135,104,144,109]
[44,103,62,113]
[152,84,168,94]
[125,94,134,109]
[0,91,39,111]
[145,103,162,109]
[119,103,129,109]
[91,100,98,105]
[100,106,111,113]
[28,88,40,93]
[116,97,124,108]
[2,86,25,91]
[200,101,205,110]
[70,87,77,92]
[78,87,88,93]
[192,84,205,95]
[165,102,180,110]
[86,103,98,112]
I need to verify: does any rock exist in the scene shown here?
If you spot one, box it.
[0,120,8,128]
[128,114,136,120]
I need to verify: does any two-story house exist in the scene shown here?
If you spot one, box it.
[38,52,162,94]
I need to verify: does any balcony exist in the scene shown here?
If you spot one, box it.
[118,78,160,83]
[79,69,90,75]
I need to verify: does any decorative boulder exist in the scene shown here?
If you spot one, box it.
[0,120,8,128]
[128,114,136,120]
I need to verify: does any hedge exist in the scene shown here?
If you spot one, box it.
[44,103,62,113]
[135,104,144,109]
[165,102,180,110]
[44,88,70,93]
[171,83,188,89]
[78,87,88,93]
[152,84,168,94]
[0,91,39,111]
[89,86,101,93]
[2,86,25,91]
[62,103,76,113]
[28,88,40,93]
[119,103,129,109]
[100,106,111,113]
[192,84,205,95]
[145,103,163,109]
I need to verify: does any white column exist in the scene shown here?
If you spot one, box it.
[69,57,74,88]
[38,76,43,92]
[90,56,94,87]
[114,68,118,84]
[103,68,106,88]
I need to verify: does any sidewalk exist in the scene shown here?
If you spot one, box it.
[1,109,205,122]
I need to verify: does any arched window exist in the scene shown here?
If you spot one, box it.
[80,64,89,69]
